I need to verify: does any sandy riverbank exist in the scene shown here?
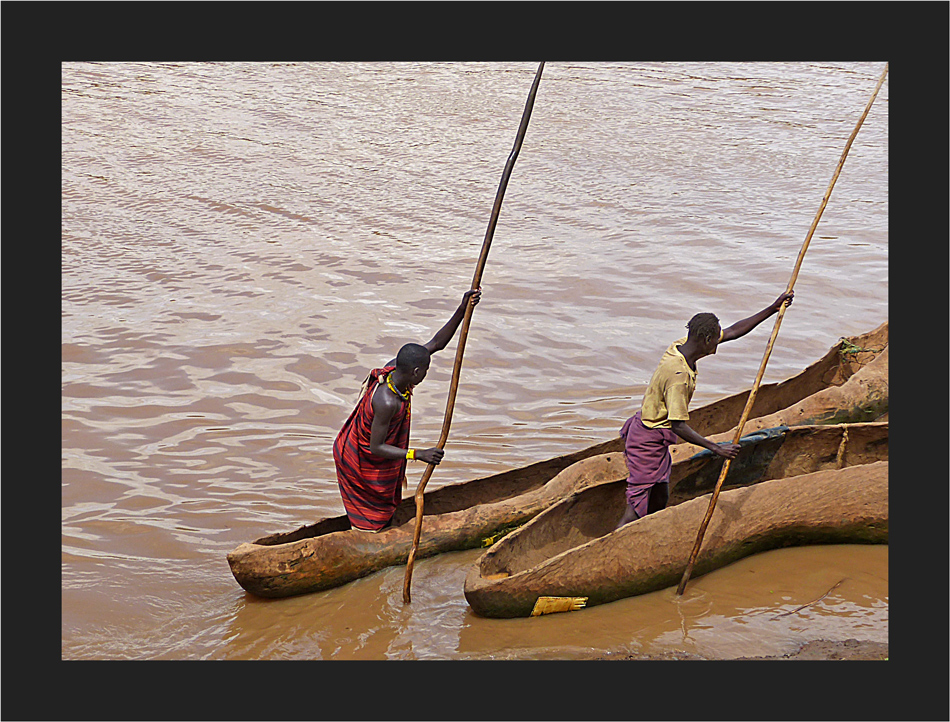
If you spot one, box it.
[593,638,887,661]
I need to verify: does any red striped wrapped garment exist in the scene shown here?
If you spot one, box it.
[333,366,412,531]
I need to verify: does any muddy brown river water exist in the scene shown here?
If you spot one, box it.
[62,62,888,665]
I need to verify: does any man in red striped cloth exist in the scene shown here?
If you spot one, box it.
[333,288,482,532]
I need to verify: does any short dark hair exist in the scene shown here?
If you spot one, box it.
[686,313,720,341]
[396,343,430,371]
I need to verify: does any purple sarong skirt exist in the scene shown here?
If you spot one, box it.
[620,411,679,518]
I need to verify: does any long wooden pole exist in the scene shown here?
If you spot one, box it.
[402,62,545,604]
[675,62,888,597]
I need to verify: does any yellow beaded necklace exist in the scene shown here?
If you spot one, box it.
[386,372,410,403]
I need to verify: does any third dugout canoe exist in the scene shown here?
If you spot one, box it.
[464,422,888,618]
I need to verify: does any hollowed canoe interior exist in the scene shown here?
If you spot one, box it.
[480,422,888,577]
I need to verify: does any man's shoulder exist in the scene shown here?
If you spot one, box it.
[371,383,400,415]
[654,344,691,382]
[658,337,687,359]
[658,338,688,365]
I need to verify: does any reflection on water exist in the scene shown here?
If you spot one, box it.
[62,61,887,660]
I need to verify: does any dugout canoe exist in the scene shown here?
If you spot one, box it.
[227,322,887,598]
[464,423,888,618]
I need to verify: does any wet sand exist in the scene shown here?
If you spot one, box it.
[594,638,888,661]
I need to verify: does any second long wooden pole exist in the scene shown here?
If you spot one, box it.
[402,62,545,604]
[675,62,888,596]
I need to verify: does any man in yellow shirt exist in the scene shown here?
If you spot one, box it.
[616,291,794,529]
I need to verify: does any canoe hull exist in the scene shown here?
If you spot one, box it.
[227,452,627,598]
[464,460,888,618]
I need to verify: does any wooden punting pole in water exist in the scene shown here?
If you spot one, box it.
[675,63,889,596]
[402,62,545,604]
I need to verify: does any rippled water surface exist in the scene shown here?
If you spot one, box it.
[62,61,887,661]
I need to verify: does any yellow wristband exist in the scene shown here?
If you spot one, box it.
[406,448,415,461]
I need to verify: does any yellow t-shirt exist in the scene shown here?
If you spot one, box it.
[640,337,696,429]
